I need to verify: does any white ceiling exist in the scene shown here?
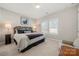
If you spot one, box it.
[0,3,77,19]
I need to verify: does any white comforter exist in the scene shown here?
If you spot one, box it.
[14,33,44,51]
[14,33,30,51]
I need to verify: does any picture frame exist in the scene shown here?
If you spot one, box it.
[20,16,28,25]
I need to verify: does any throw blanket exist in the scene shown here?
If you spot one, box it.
[14,34,30,51]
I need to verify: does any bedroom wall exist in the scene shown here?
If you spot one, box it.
[58,6,78,42]
[78,6,79,37]
[39,5,78,42]
[0,8,21,27]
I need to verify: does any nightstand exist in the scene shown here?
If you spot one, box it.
[5,34,11,45]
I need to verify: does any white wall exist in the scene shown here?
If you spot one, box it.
[40,6,78,42]
[78,6,79,37]
[0,8,21,27]
[58,6,78,42]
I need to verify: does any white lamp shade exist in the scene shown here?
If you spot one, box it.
[5,24,11,28]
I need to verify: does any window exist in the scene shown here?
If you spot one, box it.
[41,18,58,34]
[49,18,58,34]
[41,20,48,33]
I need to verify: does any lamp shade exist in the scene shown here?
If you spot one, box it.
[5,24,11,29]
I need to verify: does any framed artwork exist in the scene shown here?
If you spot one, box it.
[20,16,28,25]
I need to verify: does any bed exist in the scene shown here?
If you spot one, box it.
[13,26,45,52]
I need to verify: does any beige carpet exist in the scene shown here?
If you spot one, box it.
[0,39,62,56]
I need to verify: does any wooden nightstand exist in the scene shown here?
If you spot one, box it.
[5,34,11,45]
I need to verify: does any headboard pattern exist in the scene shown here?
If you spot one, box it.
[14,26,33,34]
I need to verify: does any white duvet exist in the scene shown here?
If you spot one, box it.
[14,33,44,52]
[14,33,30,51]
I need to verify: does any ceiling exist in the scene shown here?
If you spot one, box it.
[0,3,77,19]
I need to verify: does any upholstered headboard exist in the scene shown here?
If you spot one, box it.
[14,26,33,34]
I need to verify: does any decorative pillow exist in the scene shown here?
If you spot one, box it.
[24,31,31,33]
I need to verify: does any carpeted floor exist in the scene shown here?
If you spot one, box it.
[0,39,62,56]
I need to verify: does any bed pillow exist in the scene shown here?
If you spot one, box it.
[24,31,31,33]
